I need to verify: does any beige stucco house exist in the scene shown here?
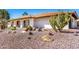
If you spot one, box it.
[7,12,78,29]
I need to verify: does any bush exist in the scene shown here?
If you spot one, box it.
[38,28,42,31]
[33,27,36,31]
[8,26,16,30]
[48,32,54,36]
[27,37,31,39]
[29,31,33,35]
[25,26,33,31]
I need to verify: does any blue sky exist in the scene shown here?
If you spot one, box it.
[7,9,79,19]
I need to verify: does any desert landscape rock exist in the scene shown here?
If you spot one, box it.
[0,30,79,49]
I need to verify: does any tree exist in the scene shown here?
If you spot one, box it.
[0,19,7,29]
[0,9,10,29]
[22,12,28,16]
[0,9,10,20]
[49,12,71,32]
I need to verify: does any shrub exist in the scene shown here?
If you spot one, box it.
[29,31,33,35]
[27,37,31,39]
[8,26,16,30]
[25,25,33,31]
[33,27,36,31]
[24,27,28,31]
[49,13,71,32]
[48,32,54,36]
[38,28,42,31]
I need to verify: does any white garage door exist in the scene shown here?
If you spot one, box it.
[34,17,52,29]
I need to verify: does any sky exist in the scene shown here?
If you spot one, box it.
[7,9,79,19]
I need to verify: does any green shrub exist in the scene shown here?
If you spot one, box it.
[8,26,16,30]
[25,26,33,31]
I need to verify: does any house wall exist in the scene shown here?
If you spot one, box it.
[7,16,77,29]
[7,22,12,28]
[13,21,17,27]
[63,19,77,29]
[20,20,29,28]
[29,18,34,27]
[7,19,29,28]
[77,22,79,26]
[77,19,79,26]
[63,24,69,29]
[68,16,77,29]
[24,20,29,26]
[34,17,52,29]
[71,19,77,28]
[20,20,24,28]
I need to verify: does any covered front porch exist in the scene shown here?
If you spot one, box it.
[7,19,29,28]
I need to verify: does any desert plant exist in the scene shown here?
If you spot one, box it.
[49,12,71,32]
[38,28,42,31]
[25,25,33,31]
[27,37,31,39]
[0,9,10,29]
[48,32,54,36]
[8,26,16,30]
[29,31,33,35]
[0,19,8,29]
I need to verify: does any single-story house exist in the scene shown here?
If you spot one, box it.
[7,12,78,29]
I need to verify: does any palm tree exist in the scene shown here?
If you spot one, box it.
[49,12,71,32]
[0,9,10,29]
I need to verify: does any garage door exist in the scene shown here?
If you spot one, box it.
[34,17,52,29]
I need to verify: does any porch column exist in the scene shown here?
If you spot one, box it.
[23,20,28,27]
[7,22,11,28]
[20,20,24,28]
[29,18,34,27]
[13,21,17,27]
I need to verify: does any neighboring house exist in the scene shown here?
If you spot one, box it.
[7,12,78,29]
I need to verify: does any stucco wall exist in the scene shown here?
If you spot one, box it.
[60,19,77,29]
[34,17,52,29]
[29,18,34,27]
[20,20,29,28]
[71,20,77,28]
[63,24,69,29]
[7,17,77,29]
[7,22,12,28]
[25,21,29,26]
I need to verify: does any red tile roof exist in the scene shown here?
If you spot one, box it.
[21,12,78,18]
[8,12,78,22]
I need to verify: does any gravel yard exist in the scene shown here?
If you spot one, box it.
[0,29,79,49]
